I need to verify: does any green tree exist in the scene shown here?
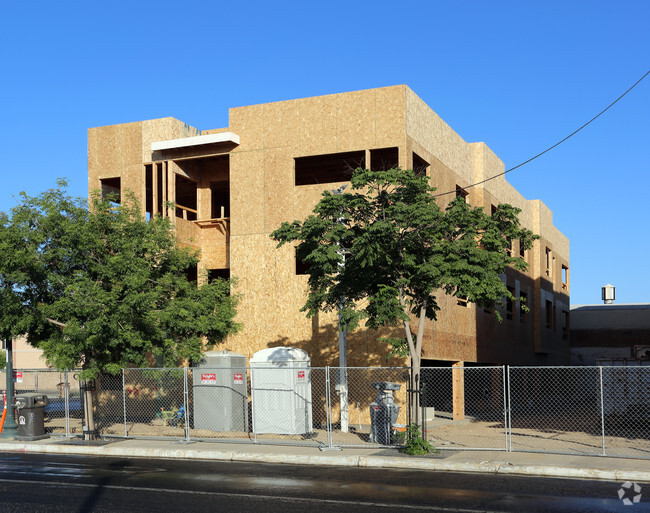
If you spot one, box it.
[0,180,240,380]
[271,168,536,409]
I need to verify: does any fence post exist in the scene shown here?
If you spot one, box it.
[506,366,512,452]
[183,367,190,442]
[122,369,127,438]
[599,366,606,456]
[326,367,333,448]
[64,371,70,437]
[502,366,508,451]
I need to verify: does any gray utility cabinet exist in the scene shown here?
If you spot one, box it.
[250,347,312,435]
[192,350,248,432]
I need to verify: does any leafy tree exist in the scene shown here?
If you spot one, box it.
[0,180,240,380]
[271,168,536,409]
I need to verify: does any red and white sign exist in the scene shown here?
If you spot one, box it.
[297,370,306,383]
[13,371,23,384]
[201,373,217,385]
[233,373,244,385]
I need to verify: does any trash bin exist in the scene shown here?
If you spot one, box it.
[14,393,50,441]
[369,382,401,445]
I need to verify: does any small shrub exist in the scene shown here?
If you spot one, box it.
[398,423,437,455]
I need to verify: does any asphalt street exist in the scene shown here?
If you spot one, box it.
[0,453,647,512]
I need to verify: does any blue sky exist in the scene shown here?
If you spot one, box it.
[1,1,648,305]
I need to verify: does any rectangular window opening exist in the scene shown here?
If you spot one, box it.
[506,286,515,320]
[562,265,569,290]
[370,147,399,172]
[210,181,230,218]
[101,177,121,205]
[295,150,365,186]
[296,249,310,275]
[185,263,198,284]
[562,310,569,340]
[413,152,429,177]
[545,247,552,277]
[545,300,553,329]
[175,174,198,221]
[455,185,469,202]
[207,268,230,295]
[145,165,153,218]
[519,292,528,324]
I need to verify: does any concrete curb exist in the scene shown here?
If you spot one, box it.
[2,442,650,484]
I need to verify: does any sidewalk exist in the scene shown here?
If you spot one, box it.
[1,437,650,483]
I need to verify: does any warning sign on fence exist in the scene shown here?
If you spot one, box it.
[297,370,306,383]
[201,373,216,385]
[13,371,23,383]
[233,373,244,385]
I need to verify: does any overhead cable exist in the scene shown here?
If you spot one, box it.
[433,69,650,198]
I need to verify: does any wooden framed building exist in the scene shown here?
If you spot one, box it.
[88,85,570,367]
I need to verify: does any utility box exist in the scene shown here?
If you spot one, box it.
[250,347,312,435]
[14,393,50,441]
[369,382,401,445]
[192,350,248,432]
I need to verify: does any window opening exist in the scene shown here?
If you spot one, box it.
[562,265,569,289]
[175,174,197,221]
[519,292,528,324]
[545,300,553,329]
[413,152,429,177]
[370,147,399,171]
[455,185,469,202]
[545,247,552,277]
[295,150,365,186]
[185,263,198,284]
[207,269,230,295]
[145,165,153,219]
[562,310,569,340]
[210,181,230,218]
[100,177,121,205]
[506,286,515,320]
[208,269,230,282]
[296,249,310,275]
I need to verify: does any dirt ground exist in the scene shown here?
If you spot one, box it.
[43,414,650,459]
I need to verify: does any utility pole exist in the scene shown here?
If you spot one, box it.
[1,338,19,438]
[332,185,349,433]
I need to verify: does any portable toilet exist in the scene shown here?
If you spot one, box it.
[192,350,248,432]
[250,347,312,435]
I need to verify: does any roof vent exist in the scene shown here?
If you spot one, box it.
[602,284,615,304]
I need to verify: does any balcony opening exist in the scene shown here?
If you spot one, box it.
[175,174,197,221]
[100,177,121,205]
[295,150,365,186]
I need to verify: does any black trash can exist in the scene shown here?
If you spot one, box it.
[14,393,50,441]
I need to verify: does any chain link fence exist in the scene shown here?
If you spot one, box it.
[1,369,83,437]
[420,366,508,451]
[4,365,650,458]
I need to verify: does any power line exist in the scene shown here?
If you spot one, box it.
[433,69,650,198]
